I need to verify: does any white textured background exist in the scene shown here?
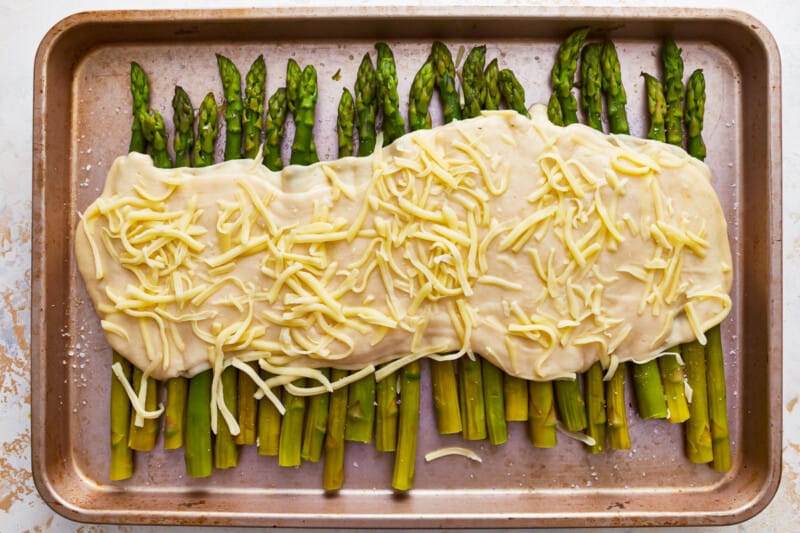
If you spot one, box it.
[2,0,796,531]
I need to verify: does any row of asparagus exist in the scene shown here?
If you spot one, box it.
[109,33,730,490]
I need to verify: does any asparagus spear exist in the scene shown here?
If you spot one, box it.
[498,68,530,117]
[375,371,398,452]
[243,54,267,160]
[482,359,508,445]
[235,361,258,446]
[554,378,587,432]
[302,369,331,462]
[214,366,239,469]
[462,45,487,119]
[375,42,406,144]
[606,365,631,449]
[686,68,707,161]
[355,53,378,156]
[323,369,348,490]
[431,41,462,123]
[184,369,213,478]
[643,73,667,142]
[139,109,172,169]
[217,54,244,160]
[345,374,375,443]
[408,59,435,131]
[193,93,219,168]
[392,360,421,491]
[659,346,690,423]
[503,375,528,422]
[257,369,281,456]
[662,38,684,147]
[279,378,306,467]
[585,362,607,453]
[683,341,713,463]
[547,92,564,126]
[459,356,487,440]
[483,58,501,111]
[128,368,159,451]
[109,352,134,480]
[528,381,557,447]
[129,62,150,153]
[551,28,589,125]
[263,88,288,171]
[631,361,668,419]
[580,43,604,131]
[164,376,188,450]
[171,86,194,168]
[289,63,320,165]
[337,88,355,157]
[600,40,630,135]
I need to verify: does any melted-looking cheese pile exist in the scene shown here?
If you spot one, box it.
[75,106,732,430]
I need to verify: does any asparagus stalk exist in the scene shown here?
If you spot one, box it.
[659,347,690,423]
[139,109,172,169]
[547,92,564,126]
[127,367,159,451]
[643,73,667,142]
[683,341,713,463]
[392,360,421,491]
[631,361,668,419]
[375,371,398,452]
[217,54,243,160]
[551,28,589,125]
[323,369,348,490]
[184,369,213,478]
[554,378,587,432]
[686,68,708,161]
[263,88,288,171]
[600,40,630,135]
[344,374,375,443]
[483,58,501,111]
[462,45,487,118]
[498,68,530,117]
[257,369,281,456]
[585,362,607,453]
[301,369,331,462]
[235,363,258,446]
[337,88,355,157]
[164,376,187,450]
[109,352,134,480]
[431,41,462,123]
[214,366,239,469]
[459,356,487,440]
[503,375,528,422]
[482,359,508,445]
[243,54,266,159]
[662,38,685,147]
[528,380,557,447]
[279,378,307,467]
[355,53,378,156]
[606,365,631,449]
[193,93,219,168]
[408,58,435,132]
[375,42,407,144]
[129,62,150,153]
[171,86,194,168]
[289,63,320,165]
[580,42,604,131]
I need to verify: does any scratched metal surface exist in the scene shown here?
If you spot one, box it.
[3,0,796,531]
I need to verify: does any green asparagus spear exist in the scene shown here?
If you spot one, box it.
[585,362,607,453]
[503,374,528,422]
[236,362,258,446]
[482,359,508,445]
[184,369,213,478]
[345,374,375,443]
[323,369,348,490]
[659,347,690,423]
[289,64,320,165]
[243,55,267,159]
[431,41,462,123]
[279,379,307,467]
[685,69,707,161]
[606,365,631,449]
[286,58,302,116]
[302,369,331,462]
[631,361,668,419]
[408,59,435,131]
[375,371,398,452]
[484,59,501,111]
[129,62,150,153]
[498,68,530,117]
[551,28,589,125]
[171,86,194,167]
[337,88,355,157]
[462,46,487,119]
[214,366,239,469]
[375,42,406,144]
[139,109,172,169]
[683,341,713,463]
[642,73,667,142]
[547,92,564,126]
[459,356,487,440]
[164,376,188,449]
[355,53,378,156]
[554,378,587,432]
[392,360,421,491]
[528,381,557,447]
[580,43,604,131]
[706,325,731,472]
[257,369,281,456]
[217,54,244,160]
[128,368,159,451]
[662,38,684,147]
[600,40,630,135]
[110,352,134,480]
[264,88,288,171]
[193,93,219,168]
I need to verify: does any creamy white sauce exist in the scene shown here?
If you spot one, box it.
[75,106,733,384]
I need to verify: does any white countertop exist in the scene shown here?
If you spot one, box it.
[2,0,797,530]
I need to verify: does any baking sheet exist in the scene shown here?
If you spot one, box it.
[30,6,782,527]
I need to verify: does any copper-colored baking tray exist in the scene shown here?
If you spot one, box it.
[30,6,782,527]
